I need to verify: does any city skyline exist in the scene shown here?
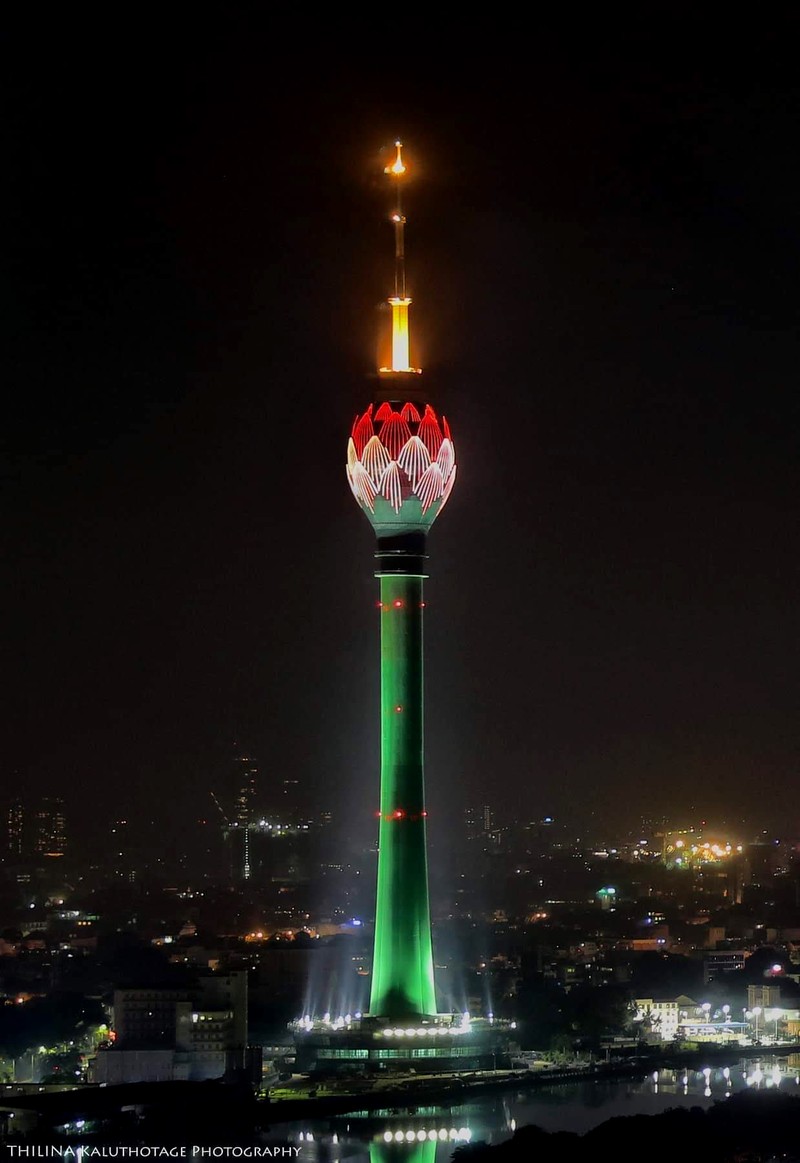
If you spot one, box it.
[4,30,799,847]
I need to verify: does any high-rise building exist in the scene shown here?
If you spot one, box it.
[6,796,67,861]
[32,797,66,858]
[7,800,24,858]
[233,752,257,881]
[233,753,257,828]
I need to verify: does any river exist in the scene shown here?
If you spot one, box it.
[263,1055,800,1160]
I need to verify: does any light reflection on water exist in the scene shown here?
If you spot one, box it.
[265,1057,800,1162]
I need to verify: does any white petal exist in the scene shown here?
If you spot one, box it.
[416,463,445,513]
[362,435,390,488]
[397,435,431,489]
[380,462,403,513]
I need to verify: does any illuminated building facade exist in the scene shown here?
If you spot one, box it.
[6,797,67,860]
[233,752,257,881]
[33,796,66,858]
[7,799,24,858]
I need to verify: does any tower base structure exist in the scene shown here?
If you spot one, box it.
[292,1014,518,1077]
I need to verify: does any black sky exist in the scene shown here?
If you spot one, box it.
[4,20,800,845]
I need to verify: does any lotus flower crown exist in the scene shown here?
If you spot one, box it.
[346,401,457,535]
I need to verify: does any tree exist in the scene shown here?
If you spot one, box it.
[0,993,106,1059]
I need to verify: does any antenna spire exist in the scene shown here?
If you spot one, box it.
[386,141,407,300]
[381,140,419,375]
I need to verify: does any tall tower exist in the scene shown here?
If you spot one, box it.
[346,142,457,1019]
[294,143,513,1075]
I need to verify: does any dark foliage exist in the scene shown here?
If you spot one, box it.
[0,991,105,1058]
[452,1091,800,1162]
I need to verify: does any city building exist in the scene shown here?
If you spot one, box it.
[748,983,783,1011]
[5,796,67,860]
[7,799,24,857]
[233,752,257,881]
[704,949,749,983]
[92,970,258,1084]
[465,805,493,840]
[633,996,698,1043]
[32,797,66,858]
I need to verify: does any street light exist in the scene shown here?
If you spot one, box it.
[753,1007,762,1043]
[722,1005,730,1022]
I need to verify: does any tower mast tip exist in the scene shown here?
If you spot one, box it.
[381,140,418,374]
[385,140,406,176]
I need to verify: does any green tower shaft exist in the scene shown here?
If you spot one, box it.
[370,1138,435,1163]
[369,569,437,1018]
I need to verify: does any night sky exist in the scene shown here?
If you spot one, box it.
[4,21,799,849]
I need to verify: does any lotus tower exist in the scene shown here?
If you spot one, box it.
[293,144,514,1073]
[346,141,456,1020]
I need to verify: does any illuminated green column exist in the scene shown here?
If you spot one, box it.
[369,568,437,1018]
[370,1138,436,1163]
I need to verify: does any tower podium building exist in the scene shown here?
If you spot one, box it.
[295,143,513,1074]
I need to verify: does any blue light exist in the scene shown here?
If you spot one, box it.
[351,918,363,926]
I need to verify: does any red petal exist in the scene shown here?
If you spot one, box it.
[353,409,374,457]
[379,412,413,460]
[418,404,443,457]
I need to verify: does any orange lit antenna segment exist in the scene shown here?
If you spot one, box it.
[381,141,420,375]
[385,141,407,178]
